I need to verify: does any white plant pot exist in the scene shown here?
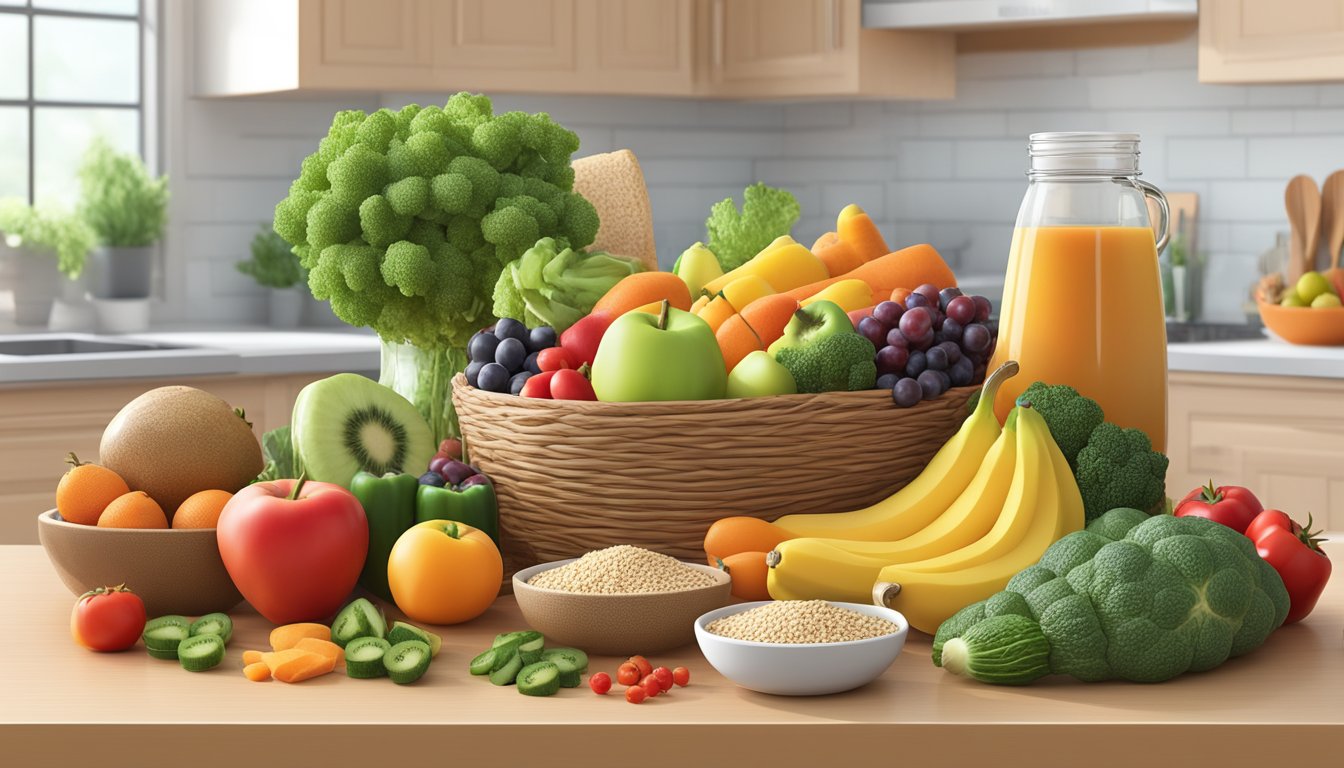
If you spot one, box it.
[268,287,304,328]
[92,297,152,333]
[9,244,60,326]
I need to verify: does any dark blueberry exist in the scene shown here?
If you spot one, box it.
[418,471,446,487]
[468,331,500,364]
[509,370,532,395]
[478,362,511,393]
[494,337,527,371]
[527,325,557,352]
[465,360,486,388]
[494,317,527,343]
[524,351,541,375]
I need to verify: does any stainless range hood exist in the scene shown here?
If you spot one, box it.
[862,0,1197,30]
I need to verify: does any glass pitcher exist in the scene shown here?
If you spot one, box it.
[989,132,1170,452]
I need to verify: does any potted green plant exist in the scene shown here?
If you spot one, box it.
[77,138,169,300]
[236,224,307,328]
[0,198,94,326]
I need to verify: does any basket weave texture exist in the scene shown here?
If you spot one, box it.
[452,373,975,572]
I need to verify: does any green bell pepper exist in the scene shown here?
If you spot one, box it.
[350,471,418,601]
[415,483,498,545]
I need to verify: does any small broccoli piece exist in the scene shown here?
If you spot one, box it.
[273,189,321,246]
[1074,423,1169,522]
[774,332,877,393]
[356,108,397,152]
[481,206,540,258]
[560,192,600,250]
[358,195,411,248]
[305,197,359,250]
[431,172,473,214]
[1018,381,1104,470]
[384,176,429,217]
[327,143,388,209]
[706,182,801,271]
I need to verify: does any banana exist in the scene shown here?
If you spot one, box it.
[771,361,1017,541]
[766,538,886,602]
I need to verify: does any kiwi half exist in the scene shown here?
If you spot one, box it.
[291,373,435,488]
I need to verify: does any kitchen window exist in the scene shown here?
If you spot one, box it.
[0,0,147,206]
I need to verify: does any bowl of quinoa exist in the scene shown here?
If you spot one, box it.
[694,600,909,695]
[513,545,732,655]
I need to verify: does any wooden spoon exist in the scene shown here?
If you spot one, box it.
[1285,174,1321,284]
[1320,170,1344,270]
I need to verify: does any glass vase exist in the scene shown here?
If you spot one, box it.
[379,339,469,442]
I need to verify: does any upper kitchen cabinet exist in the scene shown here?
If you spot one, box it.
[193,0,952,99]
[703,0,953,99]
[1199,0,1344,83]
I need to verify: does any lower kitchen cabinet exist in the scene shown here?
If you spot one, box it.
[1168,371,1344,531]
[0,372,331,545]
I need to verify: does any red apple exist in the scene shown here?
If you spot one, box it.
[217,476,368,624]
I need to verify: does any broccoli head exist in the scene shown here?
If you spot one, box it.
[1073,422,1169,522]
[1019,381,1104,470]
[273,91,598,350]
[705,182,801,272]
[774,332,877,394]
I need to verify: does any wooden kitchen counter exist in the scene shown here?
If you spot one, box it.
[5,545,1342,768]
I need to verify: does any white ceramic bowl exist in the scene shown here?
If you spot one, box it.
[694,600,909,696]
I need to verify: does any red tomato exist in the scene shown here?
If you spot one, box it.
[550,368,596,401]
[672,666,690,687]
[70,585,146,652]
[536,347,575,372]
[627,654,653,679]
[640,674,662,697]
[625,684,647,704]
[616,663,641,686]
[589,671,612,695]
[1247,510,1332,624]
[1174,480,1263,534]
[520,370,557,398]
[559,312,614,367]
[652,666,674,692]
[1246,509,1302,542]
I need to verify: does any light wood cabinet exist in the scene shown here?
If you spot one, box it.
[0,372,333,545]
[1168,370,1344,532]
[1199,0,1344,83]
[193,0,953,99]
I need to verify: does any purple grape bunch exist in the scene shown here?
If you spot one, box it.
[864,284,997,408]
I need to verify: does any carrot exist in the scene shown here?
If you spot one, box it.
[704,516,796,562]
[715,314,764,374]
[690,294,710,314]
[697,295,736,334]
[592,272,692,317]
[785,244,955,302]
[267,649,336,683]
[268,623,331,652]
[295,637,344,666]
[836,204,890,262]
[812,232,864,277]
[717,551,772,602]
[242,649,264,666]
[738,294,800,348]
[243,661,272,682]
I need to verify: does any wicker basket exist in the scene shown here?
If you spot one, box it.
[452,374,975,573]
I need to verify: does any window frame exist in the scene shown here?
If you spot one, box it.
[0,0,146,205]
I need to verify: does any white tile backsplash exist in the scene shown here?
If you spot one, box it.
[164,26,1343,326]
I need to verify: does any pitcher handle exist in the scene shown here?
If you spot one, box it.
[1136,179,1170,253]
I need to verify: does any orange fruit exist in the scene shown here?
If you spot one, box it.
[56,453,130,526]
[591,272,693,318]
[97,491,168,529]
[172,489,233,529]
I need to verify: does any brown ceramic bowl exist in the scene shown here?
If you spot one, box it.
[37,509,243,616]
[512,558,732,656]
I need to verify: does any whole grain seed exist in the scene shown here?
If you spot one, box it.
[706,600,899,644]
[528,545,715,594]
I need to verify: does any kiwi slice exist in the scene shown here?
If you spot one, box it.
[331,598,386,648]
[146,646,180,661]
[540,647,588,675]
[558,670,582,688]
[384,640,431,685]
[177,634,225,672]
[291,373,436,488]
[189,613,233,645]
[345,636,391,679]
[492,630,541,649]
[489,651,523,686]
[517,662,561,697]
[387,621,441,657]
[142,615,190,652]
[469,647,498,676]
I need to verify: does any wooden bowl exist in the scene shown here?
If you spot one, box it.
[37,509,243,616]
[512,559,732,656]
[1258,300,1344,346]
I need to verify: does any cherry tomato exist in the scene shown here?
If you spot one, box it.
[652,666,674,691]
[641,673,662,697]
[672,666,690,687]
[625,685,647,704]
[627,654,653,679]
[549,367,596,401]
[616,663,641,686]
[589,671,612,695]
[70,584,146,652]
[1174,480,1263,534]
[536,347,575,372]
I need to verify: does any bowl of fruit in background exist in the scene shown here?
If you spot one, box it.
[1258,270,1344,346]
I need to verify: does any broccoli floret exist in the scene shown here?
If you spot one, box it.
[1019,381,1104,470]
[327,143,388,209]
[356,108,397,152]
[358,195,411,248]
[706,182,801,271]
[431,172,473,214]
[774,332,877,393]
[305,197,359,250]
[1074,422,1169,522]
[383,176,429,217]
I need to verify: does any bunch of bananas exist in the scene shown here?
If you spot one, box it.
[763,361,1085,634]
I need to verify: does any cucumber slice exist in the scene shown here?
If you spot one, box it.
[331,598,387,648]
[142,615,190,652]
[189,613,233,645]
[489,652,523,686]
[177,634,225,672]
[384,640,431,685]
[146,646,179,661]
[517,661,561,697]
[558,670,582,688]
[492,630,540,649]
[469,647,498,676]
[518,633,545,655]
[387,621,441,657]
[490,642,520,673]
[345,636,391,679]
[540,647,588,674]
[519,648,543,665]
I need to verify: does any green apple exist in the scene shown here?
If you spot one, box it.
[1281,289,1307,308]
[590,301,727,401]
[1312,292,1342,309]
[767,300,853,355]
[727,350,797,399]
[1297,271,1332,304]
[673,242,723,297]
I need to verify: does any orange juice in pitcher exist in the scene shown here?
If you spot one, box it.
[990,133,1169,451]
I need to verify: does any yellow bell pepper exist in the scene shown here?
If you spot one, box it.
[800,278,874,313]
[702,236,829,296]
[720,275,775,313]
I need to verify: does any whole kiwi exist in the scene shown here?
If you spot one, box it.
[99,386,263,521]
